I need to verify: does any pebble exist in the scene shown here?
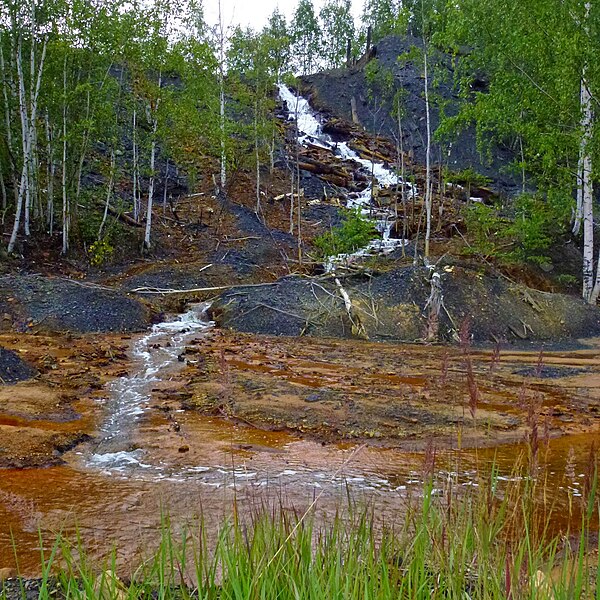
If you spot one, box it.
[0,567,16,580]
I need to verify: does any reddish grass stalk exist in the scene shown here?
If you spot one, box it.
[460,319,479,423]
[505,554,513,600]
[423,438,437,480]
[489,340,501,374]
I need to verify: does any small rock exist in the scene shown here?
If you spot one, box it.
[94,570,128,600]
[0,567,16,580]
[178,445,190,453]
[305,393,324,403]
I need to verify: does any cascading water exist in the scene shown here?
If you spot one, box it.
[278,83,414,270]
[87,303,214,475]
[84,305,402,490]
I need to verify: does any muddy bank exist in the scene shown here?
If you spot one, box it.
[0,332,130,468]
[0,274,152,333]
[168,328,600,447]
[211,265,600,345]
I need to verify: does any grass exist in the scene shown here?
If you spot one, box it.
[2,459,599,600]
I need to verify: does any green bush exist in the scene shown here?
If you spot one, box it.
[313,209,377,259]
[463,202,508,259]
[88,239,115,266]
[464,193,569,264]
[445,167,492,188]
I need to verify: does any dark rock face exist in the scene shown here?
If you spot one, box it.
[212,267,600,346]
[0,348,36,384]
[0,274,151,333]
[302,35,520,195]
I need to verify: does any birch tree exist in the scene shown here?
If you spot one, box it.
[442,0,599,302]
[291,0,321,75]
[4,0,48,253]
[319,0,355,69]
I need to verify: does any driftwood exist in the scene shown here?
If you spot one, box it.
[131,281,279,295]
[350,97,361,125]
[335,277,367,339]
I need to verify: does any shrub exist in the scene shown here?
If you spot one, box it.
[88,239,115,266]
[463,193,569,264]
[313,209,377,259]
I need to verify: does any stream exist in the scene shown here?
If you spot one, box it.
[1,305,599,576]
[0,89,600,577]
[277,84,412,270]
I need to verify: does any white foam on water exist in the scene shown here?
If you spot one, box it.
[277,83,325,142]
[277,84,417,273]
[88,303,214,474]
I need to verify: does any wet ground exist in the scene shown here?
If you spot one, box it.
[1,314,600,578]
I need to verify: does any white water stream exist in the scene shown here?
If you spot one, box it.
[87,304,213,475]
[278,83,414,271]
[83,305,413,491]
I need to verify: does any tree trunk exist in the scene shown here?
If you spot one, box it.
[98,149,115,240]
[61,56,69,255]
[163,158,169,215]
[45,112,54,235]
[581,2,597,303]
[7,34,29,253]
[254,101,261,214]
[132,107,140,222]
[144,72,161,250]
[218,0,226,191]
[423,41,432,259]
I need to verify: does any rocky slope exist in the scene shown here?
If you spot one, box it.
[302,35,520,195]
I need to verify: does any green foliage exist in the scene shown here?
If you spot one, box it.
[361,0,409,44]
[365,59,395,104]
[464,194,569,264]
[313,209,377,258]
[463,203,508,259]
[557,273,578,286]
[290,0,321,75]
[439,0,594,193]
[445,167,491,188]
[319,0,355,69]
[88,239,115,267]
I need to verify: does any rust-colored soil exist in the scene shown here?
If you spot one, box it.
[0,333,130,467]
[165,330,600,449]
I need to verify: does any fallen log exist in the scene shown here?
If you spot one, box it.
[96,203,144,228]
[131,280,279,295]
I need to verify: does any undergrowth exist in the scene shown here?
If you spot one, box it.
[313,208,377,259]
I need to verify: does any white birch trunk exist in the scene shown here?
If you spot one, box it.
[7,34,29,253]
[144,73,161,250]
[26,36,47,231]
[45,112,54,235]
[254,101,260,214]
[0,169,6,214]
[423,44,432,258]
[62,56,68,255]
[98,149,115,240]
[581,2,596,303]
[163,158,168,215]
[75,89,91,209]
[218,0,226,191]
[144,129,157,248]
[0,36,17,202]
[132,108,139,222]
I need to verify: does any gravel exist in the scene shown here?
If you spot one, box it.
[0,348,36,384]
[0,274,151,333]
